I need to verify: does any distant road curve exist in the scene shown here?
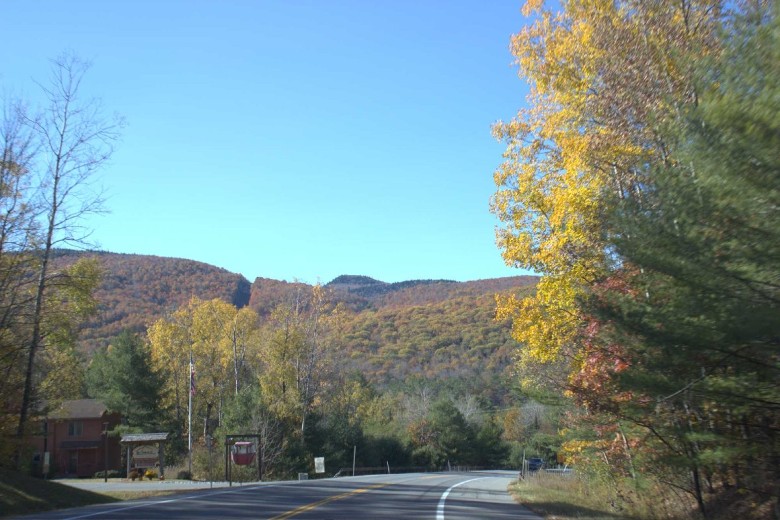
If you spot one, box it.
[13,470,542,520]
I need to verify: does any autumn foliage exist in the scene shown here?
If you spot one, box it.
[494,1,779,517]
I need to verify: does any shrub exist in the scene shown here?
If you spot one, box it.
[177,470,193,480]
[93,469,122,479]
[191,444,221,481]
[144,469,157,480]
[129,470,140,481]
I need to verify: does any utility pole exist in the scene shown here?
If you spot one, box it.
[188,352,194,474]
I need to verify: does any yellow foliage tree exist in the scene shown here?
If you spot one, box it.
[148,297,260,441]
[148,302,192,427]
[258,284,338,436]
[492,0,722,372]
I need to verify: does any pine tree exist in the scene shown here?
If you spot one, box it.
[587,4,780,514]
[86,330,165,430]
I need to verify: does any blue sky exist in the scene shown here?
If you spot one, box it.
[2,1,531,284]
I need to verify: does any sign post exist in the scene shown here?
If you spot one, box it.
[206,435,213,489]
[43,452,50,478]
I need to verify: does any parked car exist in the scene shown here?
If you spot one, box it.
[527,458,545,471]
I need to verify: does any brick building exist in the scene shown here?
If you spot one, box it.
[31,399,122,478]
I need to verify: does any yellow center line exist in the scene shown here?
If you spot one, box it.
[269,483,390,520]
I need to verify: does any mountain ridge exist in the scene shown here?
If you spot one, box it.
[52,250,537,401]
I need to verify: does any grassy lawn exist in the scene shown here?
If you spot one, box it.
[0,469,189,518]
[102,489,180,501]
[0,468,118,518]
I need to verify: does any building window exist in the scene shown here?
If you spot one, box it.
[68,421,83,436]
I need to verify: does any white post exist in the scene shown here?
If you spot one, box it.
[521,448,526,480]
[188,354,193,474]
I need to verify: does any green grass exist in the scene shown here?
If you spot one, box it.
[102,489,180,501]
[509,470,778,520]
[0,468,118,518]
[509,471,664,520]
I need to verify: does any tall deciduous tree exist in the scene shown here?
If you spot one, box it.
[258,284,336,438]
[491,0,723,366]
[0,98,39,463]
[147,305,191,429]
[148,298,261,444]
[9,52,121,466]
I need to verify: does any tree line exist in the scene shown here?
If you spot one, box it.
[493,1,778,518]
[86,291,544,479]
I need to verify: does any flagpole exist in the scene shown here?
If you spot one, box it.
[188,352,193,474]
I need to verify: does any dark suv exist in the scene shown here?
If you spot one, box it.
[527,458,545,471]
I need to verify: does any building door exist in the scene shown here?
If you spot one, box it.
[68,450,78,474]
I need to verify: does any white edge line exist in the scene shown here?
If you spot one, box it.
[436,477,490,520]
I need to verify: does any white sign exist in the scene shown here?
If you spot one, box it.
[314,457,325,474]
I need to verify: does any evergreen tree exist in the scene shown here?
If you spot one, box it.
[410,399,476,468]
[474,419,509,468]
[586,5,780,515]
[86,330,165,430]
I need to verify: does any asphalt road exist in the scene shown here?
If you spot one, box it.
[12,471,542,520]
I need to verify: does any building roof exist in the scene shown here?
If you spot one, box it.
[48,399,109,420]
[120,433,170,444]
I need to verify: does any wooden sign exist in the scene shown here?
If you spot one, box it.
[132,445,159,468]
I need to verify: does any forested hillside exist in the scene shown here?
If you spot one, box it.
[248,274,537,315]
[338,290,532,404]
[48,250,539,477]
[326,274,538,310]
[51,251,252,353]
[54,250,535,398]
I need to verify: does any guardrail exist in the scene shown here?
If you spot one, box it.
[332,465,500,477]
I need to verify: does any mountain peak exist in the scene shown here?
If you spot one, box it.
[327,275,386,287]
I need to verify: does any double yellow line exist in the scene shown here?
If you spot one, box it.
[270,483,390,519]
